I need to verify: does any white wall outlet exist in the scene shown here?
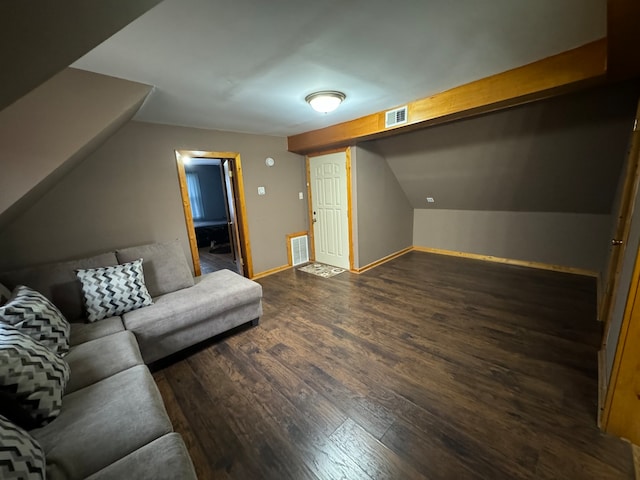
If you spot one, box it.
[426,197,435,203]
[258,186,266,195]
[299,192,304,200]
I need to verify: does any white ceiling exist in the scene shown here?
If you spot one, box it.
[73,0,606,137]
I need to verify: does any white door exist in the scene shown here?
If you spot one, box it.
[309,152,350,269]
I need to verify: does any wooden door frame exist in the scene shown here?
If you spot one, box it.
[175,150,254,278]
[599,111,640,332]
[601,242,640,442]
[305,147,355,272]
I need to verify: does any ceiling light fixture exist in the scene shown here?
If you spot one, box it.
[305,91,346,113]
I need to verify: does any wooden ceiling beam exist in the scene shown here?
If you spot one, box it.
[287,39,607,154]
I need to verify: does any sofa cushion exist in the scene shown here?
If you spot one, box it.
[69,316,124,346]
[123,269,262,363]
[31,365,173,480]
[0,414,46,480]
[76,259,153,322]
[0,324,70,429]
[85,433,197,480]
[0,285,70,356]
[65,331,144,394]
[116,240,194,297]
[0,252,119,322]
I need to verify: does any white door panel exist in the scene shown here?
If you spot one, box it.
[310,152,350,269]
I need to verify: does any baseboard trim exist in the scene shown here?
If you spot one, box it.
[412,246,598,278]
[251,264,292,280]
[353,247,413,274]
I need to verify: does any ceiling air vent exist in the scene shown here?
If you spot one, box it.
[385,106,408,128]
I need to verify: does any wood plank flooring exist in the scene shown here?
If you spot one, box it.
[153,251,634,479]
[199,246,237,274]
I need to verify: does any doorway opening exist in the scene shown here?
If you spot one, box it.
[175,150,253,278]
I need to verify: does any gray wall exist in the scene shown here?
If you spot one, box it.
[0,68,152,228]
[184,164,226,220]
[374,84,638,213]
[352,145,413,268]
[413,210,611,272]
[0,121,307,276]
[368,83,639,273]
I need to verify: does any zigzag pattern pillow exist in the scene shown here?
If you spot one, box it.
[0,414,45,480]
[76,258,153,322]
[0,324,70,428]
[0,285,70,356]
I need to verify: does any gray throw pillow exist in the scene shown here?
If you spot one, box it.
[76,259,153,322]
[0,414,46,480]
[0,285,71,356]
[0,324,70,428]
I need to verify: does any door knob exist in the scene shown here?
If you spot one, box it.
[612,239,623,246]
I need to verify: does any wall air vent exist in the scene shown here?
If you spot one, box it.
[290,234,309,266]
[385,106,408,128]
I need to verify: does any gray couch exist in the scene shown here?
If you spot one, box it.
[0,240,263,479]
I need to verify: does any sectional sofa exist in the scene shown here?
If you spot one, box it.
[0,240,263,479]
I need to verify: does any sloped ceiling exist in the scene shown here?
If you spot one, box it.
[0,69,152,229]
[0,0,162,112]
[371,83,639,213]
[72,0,606,136]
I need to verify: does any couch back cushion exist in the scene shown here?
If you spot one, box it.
[116,240,194,297]
[0,252,118,322]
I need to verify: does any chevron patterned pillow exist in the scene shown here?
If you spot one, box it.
[0,414,45,480]
[0,285,70,356]
[76,258,153,322]
[0,324,70,428]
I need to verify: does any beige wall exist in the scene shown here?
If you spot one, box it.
[413,209,611,272]
[0,121,307,275]
[0,68,152,227]
[353,145,413,268]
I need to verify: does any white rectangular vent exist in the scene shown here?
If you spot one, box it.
[290,235,309,266]
[385,106,408,128]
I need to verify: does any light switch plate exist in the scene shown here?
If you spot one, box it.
[258,186,266,195]
[299,192,304,200]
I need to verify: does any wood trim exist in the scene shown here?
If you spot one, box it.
[174,151,201,276]
[413,246,599,278]
[602,244,640,442]
[251,264,292,280]
[305,156,315,261]
[600,102,640,329]
[287,39,607,154]
[353,247,413,274]
[607,0,640,81]
[285,231,308,266]
[345,147,355,272]
[231,154,254,278]
[174,150,253,278]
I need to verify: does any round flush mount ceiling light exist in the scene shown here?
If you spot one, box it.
[305,91,346,113]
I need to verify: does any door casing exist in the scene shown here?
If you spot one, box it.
[175,150,253,278]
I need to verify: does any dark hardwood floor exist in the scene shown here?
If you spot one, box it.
[199,246,237,273]
[154,251,634,479]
